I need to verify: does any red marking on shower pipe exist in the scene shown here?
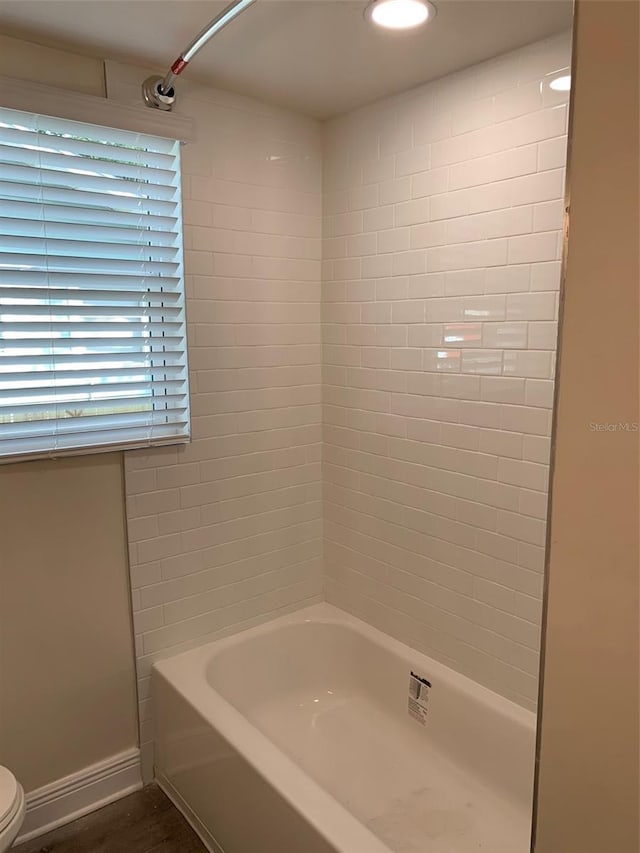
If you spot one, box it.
[171,57,189,76]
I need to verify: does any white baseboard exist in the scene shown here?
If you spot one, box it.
[16,748,142,845]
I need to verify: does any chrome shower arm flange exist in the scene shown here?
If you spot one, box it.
[142,76,176,111]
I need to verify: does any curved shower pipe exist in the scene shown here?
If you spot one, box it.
[142,0,258,110]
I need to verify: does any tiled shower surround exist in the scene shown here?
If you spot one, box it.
[323,31,570,708]
[122,30,570,767]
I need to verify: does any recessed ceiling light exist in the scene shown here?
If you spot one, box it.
[549,74,571,92]
[365,0,436,30]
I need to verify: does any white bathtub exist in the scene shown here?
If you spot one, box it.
[153,603,536,853]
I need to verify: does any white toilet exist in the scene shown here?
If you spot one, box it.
[0,767,25,851]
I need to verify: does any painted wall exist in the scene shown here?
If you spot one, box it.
[0,36,139,794]
[0,455,138,792]
[534,2,639,851]
[322,32,571,709]
[104,62,324,777]
[0,33,104,96]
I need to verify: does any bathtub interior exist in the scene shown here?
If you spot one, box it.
[205,614,535,808]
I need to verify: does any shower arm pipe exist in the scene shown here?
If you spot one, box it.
[143,0,257,110]
[159,0,257,94]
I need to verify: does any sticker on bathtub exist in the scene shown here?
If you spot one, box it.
[408,671,431,725]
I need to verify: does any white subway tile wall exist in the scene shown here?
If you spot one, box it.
[322,32,571,710]
[106,67,324,775]
[111,31,569,772]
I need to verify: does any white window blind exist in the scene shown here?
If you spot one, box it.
[0,106,190,462]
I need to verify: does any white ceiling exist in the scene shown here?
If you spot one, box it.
[0,0,573,118]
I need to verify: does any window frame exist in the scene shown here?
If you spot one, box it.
[0,97,193,463]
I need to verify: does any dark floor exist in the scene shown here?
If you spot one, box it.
[14,785,207,853]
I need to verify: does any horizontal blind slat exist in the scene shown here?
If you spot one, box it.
[0,161,179,201]
[0,252,179,275]
[0,179,178,216]
[1,234,179,261]
[1,391,187,414]
[0,270,183,291]
[1,338,184,352]
[1,198,178,232]
[2,347,185,361]
[0,143,177,186]
[0,124,177,169]
[1,410,188,441]
[1,302,184,319]
[0,364,186,382]
[0,216,177,247]
[0,287,183,305]
[0,377,187,401]
[0,108,179,153]
[0,318,184,335]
